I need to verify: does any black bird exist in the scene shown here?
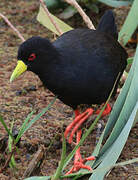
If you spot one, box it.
[10,10,127,174]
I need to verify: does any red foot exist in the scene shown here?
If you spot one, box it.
[65,130,95,175]
[64,108,93,144]
[95,103,111,117]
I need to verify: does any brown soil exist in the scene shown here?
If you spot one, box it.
[0,0,137,180]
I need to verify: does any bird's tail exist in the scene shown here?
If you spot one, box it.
[97,10,118,40]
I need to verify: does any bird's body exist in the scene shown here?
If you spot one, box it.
[49,29,126,108]
[10,10,128,174]
[17,28,127,109]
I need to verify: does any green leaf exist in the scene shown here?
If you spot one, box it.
[127,57,133,65]
[119,0,138,45]
[8,120,14,153]
[98,45,138,158]
[52,134,66,180]
[16,96,57,139]
[8,120,16,168]
[89,101,138,179]
[0,115,14,140]
[37,5,73,35]
[25,176,51,180]
[59,6,77,19]
[15,111,34,144]
[98,0,131,7]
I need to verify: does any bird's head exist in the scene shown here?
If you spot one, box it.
[10,36,56,82]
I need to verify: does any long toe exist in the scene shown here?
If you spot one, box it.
[65,159,93,175]
[95,103,111,117]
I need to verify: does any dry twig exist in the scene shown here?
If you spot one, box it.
[0,12,25,42]
[0,147,16,173]
[22,145,44,178]
[64,0,95,29]
[39,0,63,35]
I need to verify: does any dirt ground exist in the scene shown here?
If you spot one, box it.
[0,0,138,180]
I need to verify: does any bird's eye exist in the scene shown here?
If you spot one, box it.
[28,53,36,61]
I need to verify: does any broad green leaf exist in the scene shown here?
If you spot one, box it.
[98,45,138,158]
[25,176,51,180]
[119,0,138,45]
[98,0,131,7]
[90,101,138,179]
[37,5,73,36]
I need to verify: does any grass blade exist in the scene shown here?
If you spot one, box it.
[0,115,14,140]
[19,96,57,137]
[25,176,51,180]
[52,134,66,180]
[15,111,34,144]
[8,120,16,168]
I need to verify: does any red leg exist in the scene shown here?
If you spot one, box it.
[95,103,111,117]
[65,130,95,175]
[64,108,93,144]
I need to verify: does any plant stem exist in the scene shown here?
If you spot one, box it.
[64,0,95,29]
[40,0,63,35]
[0,13,25,42]
[52,134,66,180]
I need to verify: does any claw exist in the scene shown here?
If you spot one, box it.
[65,130,95,175]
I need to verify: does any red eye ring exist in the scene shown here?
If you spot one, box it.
[28,53,36,61]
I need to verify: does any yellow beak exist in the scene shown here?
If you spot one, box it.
[10,60,27,82]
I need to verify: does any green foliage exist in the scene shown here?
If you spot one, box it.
[119,0,138,45]
[98,0,132,7]
[52,134,66,180]
[8,120,16,169]
[0,96,57,170]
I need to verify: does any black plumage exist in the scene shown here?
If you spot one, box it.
[17,11,127,110]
